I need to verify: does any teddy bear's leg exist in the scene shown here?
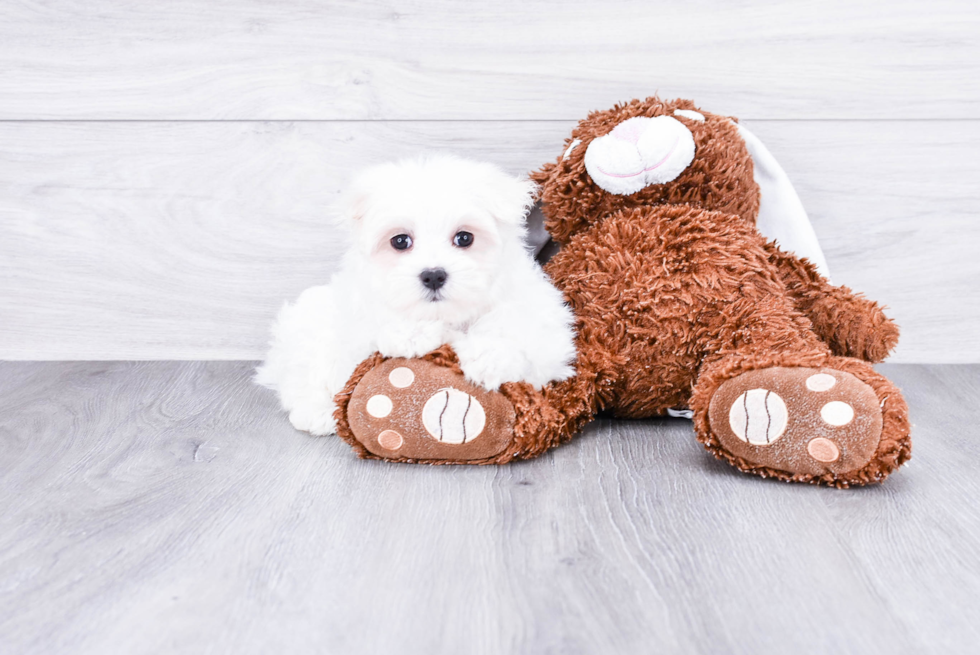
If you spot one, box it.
[333,345,598,464]
[689,295,911,486]
[766,243,900,363]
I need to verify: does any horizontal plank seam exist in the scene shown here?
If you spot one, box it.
[0,118,979,124]
[0,360,963,367]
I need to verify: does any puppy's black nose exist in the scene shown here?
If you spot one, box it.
[419,268,448,291]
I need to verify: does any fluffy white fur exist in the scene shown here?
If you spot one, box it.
[256,154,577,436]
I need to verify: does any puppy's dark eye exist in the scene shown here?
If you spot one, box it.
[390,234,413,251]
[453,231,474,248]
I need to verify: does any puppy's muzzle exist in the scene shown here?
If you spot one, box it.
[419,268,448,291]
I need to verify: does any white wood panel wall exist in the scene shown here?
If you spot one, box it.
[0,1,977,362]
[2,0,978,120]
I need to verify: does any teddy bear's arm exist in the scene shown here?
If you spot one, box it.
[764,242,899,363]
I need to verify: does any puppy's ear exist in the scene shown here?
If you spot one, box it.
[477,166,538,226]
[332,163,390,228]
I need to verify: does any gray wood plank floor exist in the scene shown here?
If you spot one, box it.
[1,362,977,654]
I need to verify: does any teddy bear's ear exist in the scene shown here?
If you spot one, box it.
[735,123,832,280]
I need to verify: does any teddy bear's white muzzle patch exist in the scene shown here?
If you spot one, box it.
[584,115,696,195]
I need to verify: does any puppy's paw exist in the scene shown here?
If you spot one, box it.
[288,404,337,436]
[455,337,530,390]
[377,321,445,359]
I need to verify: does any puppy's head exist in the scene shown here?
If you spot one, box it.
[339,154,535,323]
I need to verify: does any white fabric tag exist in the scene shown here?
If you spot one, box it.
[524,204,552,256]
[735,123,832,280]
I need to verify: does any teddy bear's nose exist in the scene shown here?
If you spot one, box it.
[609,118,647,145]
[419,268,448,291]
[584,115,696,195]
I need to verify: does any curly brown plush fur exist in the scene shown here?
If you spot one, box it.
[335,96,911,486]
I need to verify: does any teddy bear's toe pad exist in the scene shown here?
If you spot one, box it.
[708,367,882,476]
[347,358,515,462]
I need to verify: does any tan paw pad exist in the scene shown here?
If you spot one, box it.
[807,437,840,463]
[377,429,404,451]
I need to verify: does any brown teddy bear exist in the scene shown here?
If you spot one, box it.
[333,96,912,487]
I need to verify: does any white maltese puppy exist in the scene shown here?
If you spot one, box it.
[256,154,577,436]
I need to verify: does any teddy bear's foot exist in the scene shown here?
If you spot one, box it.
[704,365,900,484]
[343,356,516,463]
